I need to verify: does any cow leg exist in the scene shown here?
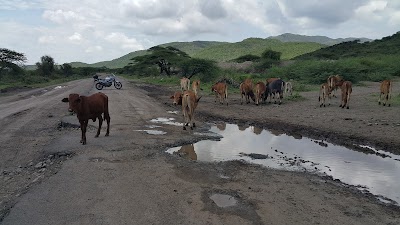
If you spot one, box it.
[104,112,110,136]
[378,92,382,105]
[346,92,351,109]
[95,115,103,137]
[80,120,88,145]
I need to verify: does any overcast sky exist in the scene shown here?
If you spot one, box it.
[1,0,400,65]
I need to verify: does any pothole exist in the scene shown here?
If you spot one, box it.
[210,194,237,208]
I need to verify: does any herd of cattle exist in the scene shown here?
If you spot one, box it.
[61,75,394,144]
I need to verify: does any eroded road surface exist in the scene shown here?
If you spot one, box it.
[1,78,399,225]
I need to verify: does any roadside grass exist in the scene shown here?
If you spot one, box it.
[0,76,79,92]
[286,92,306,101]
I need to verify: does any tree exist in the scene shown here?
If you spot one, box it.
[36,55,55,76]
[261,49,281,61]
[179,58,218,80]
[60,63,73,76]
[0,48,27,77]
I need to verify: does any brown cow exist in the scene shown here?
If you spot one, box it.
[182,90,201,130]
[180,77,190,91]
[339,81,352,109]
[379,80,392,107]
[191,80,201,96]
[211,82,228,105]
[170,91,182,106]
[254,81,266,105]
[327,75,344,97]
[62,92,110,145]
[239,78,255,104]
[318,83,332,107]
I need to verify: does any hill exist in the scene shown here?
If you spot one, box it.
[191,38,325,62]
[295,31,400,60]
[69,50,148,69]
[268,33,372,46]
[160,41,227,56]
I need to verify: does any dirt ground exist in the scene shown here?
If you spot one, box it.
[0,78,399,225]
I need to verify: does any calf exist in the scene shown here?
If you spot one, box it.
[239,78,255,104]
[180,77,190,91]
[327,75,344,97]
[182,90,201,130]
[266,79,285,104]
[211,82,228,105]
[379,80,392,107]
[170,91,183,106]
[62,92,110,145]
[318,83,332,107]
[191,80,201,96]
[254,81,266,105]
[339,81,352,109]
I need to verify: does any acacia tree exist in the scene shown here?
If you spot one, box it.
[36,55,55,76]
[60,63,73,76]
[0,48,27,77]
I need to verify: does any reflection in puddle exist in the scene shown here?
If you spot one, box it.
[167,123,400,205]
[134,130,167,135]
[210,194,237,207]
[150,117,182,126]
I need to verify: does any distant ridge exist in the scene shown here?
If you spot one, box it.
[268,33,372,46]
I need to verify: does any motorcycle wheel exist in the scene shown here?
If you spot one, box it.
[95,83,104,90]
[114,81,122,89]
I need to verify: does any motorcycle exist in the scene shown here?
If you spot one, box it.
[95,74,122,90]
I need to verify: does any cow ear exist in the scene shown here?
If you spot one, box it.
[62,98,69,102]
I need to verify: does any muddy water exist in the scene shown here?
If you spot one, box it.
[167,123,400,205]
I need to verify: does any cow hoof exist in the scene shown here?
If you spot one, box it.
[105,133,109,136]
[193,123,196,127]
[190,126,193,130]
[388,104,391,107]
[320,104,322,107]
[183,127,186,130]
[95,135,99,138]
[378,102,381,105]
[347,106,349,109]
[339,105,342,108]
[323,105,326,107]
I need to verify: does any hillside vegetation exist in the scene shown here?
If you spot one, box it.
[160,41,227,56]
[192,38,325,62]
[268,33,372,46]
[296,32,400,60]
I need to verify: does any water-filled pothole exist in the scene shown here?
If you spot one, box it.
[210,194,237,208]
[134,130,167,135]
[150,117,182,126]
[167,123,400,205]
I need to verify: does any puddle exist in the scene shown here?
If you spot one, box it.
[134,130,167,135]
[150,117,182,126]
[167,111,178,114]
[145,125,162,129]
[210,194,237,207]
[167,123,400,205]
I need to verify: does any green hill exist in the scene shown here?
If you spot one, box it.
[192,38,325,62]
[69,50,148,68]
[295,31,400,60]
[160,41,227,56]
[268,33,372,46]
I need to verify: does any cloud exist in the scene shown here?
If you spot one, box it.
[42,9,85,24]
[119,0,186,19]
[199,0,227,19]
[38,35,56,44]
[105,32,144,50]
[68,32,83,43]
[85,46,103,53]
[0,0,41,10]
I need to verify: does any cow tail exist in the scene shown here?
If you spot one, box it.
[389,80,392,102]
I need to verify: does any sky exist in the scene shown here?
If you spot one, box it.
[1,0,400,65]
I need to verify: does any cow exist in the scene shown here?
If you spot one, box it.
[266,77,280,101]
[339,81,352,109]
[170,91,182,106]
[378,80,393,107]
[180,77,190,91]
[284,81,293,96]
[182,90,201,130]
[266,79,285,104]
[61,92,110,145]
[211,82,228,105]
[239,78,255,104]
[318,83,332,107]
[191,80,201,96]
[327,75,344,98]
[254,81,267,106]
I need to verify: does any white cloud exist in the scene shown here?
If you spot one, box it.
[68,32,83,43]
[105,32,144,50]
[42,9,85,24]
[85,46,103,53]
[38,35,56,44]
